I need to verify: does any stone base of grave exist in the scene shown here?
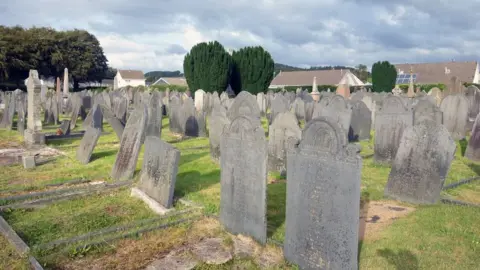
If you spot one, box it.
[131,187,173,215]
[24,129,45,147]
[22,156,36,169]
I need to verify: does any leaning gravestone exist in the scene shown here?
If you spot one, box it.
[440,94,469,140]
[284,117,361,270]
[226,91,261,121]
[69,94,82,130]
[145,92,162,138]
[100,105,124,140]
[83,103,103,130]
[413,100,442,125]
[349,100,371,141]
[220,115,267,244]
[111,105,148,181]
[59,120,71,135]
[208,105,230,162]
[374,95,413,164]
[385,120,456,204]
[76,126,102,164]
[267,112,301,174]
[139,136,180,208]
[465,113,480,161]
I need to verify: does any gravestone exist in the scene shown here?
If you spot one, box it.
[196,111,207,137]
[76,126,102,164]
[209,105,230,162]
[291,97,305,121]
[413,100,443,125]
[100,105,124,139]
[256,92,266,115]
[269,94,289,124]
[111,105,148,181]
[226,91,261,121]
[268,112,301,174]
[139,136,180,208]
[385,120,456,204]
[465,113,480,161]
[83,103,103,130]
[220,115,267,244]
[313,95,352,136]
[374,95,413,164]
[465,85,480,130]
[63,68,69,94]
[284,117,361,270]
[145,92,162,138]
[182,98,197,137]
[24,70,45,146]
[69,94,82,130]
[440,94,469,140]
[59,120,71,135]
[168,96,183,134]
[349,100,371,141]
[428,87,443,106]
[304,101,315,124]
[194,89,206,112]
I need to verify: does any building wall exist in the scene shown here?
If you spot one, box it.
[114,71,145,89]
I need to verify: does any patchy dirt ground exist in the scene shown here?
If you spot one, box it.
[359,201,415,241]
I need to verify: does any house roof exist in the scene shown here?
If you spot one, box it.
[153,77,187,86]
[394,61,478,84]
[338,70,365,86]
[270,69,354,87]
[118,70,145,80]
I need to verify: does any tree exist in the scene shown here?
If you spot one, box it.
[183,41,232,93]
[371,61,397,92]
[230,46,274,95]
[353,64,369,82]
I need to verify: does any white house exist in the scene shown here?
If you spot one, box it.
[114,70,146,90]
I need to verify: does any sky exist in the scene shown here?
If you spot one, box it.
[1,0,479,73]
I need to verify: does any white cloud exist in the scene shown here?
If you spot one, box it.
[1,0,479,72]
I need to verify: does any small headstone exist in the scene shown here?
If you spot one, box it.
[194,89,206,112]
[76,127,102,164]
[267,112,301,174]
[440,94,469,140]
[385,120,456,204]
[139,136,180,208]
[220,115,267,244]
[22,156,36,169]
[349,100,372,141]
[284,117,361,270]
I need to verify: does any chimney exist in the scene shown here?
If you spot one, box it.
[445,67,450,74]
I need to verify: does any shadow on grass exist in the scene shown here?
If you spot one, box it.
[358,191,370,264]
[266,182,286,238]
[47,138,80,147]
[90,149,118,162]
[468,163,480,176]
[175,151,218,197]
[377,249,419,270]
[459,138,468,157]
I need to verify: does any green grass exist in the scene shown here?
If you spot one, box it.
[0,116,480,269]
[0,234,31,270]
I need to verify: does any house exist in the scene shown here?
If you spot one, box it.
[151,77,188,87]
[393,61,480,85]
[114,70,145,90]
[269,69,364,89]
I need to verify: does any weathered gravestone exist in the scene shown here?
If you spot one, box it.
[465,85,480,130]
[220,115,267,244]
[374,95,413,164]
[59,120,71,135]
[168,96,183,134]
[83,103,103,130]
[182,98,198,137]
[385,120,456,204]
[465,113,480,161]
[145,92,162,138]
[413,100,443,125]
[194,89,206,112]
[440,94,469,140]
[256,92,266,115]
[428,87,443,106]
[349,100,371,141]
[291,97,305,121]
[268,112,301,174]
[76,126,102,164]
[139,136,180,209]
[24,70,45,146]
[111,105,148,181]
[226,91,261,121]
[196,111,207,137]
[208,105,230,162]
[269,94,289,124]
[284,117,361,270]
[100,105,124,140]
[69,94,82,130]
[313,95,352,136]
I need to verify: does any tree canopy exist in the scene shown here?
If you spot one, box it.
[183,41,232,93]
[0,26,109,89]
[230,46,274,95]
[371,61,397,92]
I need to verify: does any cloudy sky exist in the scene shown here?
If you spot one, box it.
[1,0,479,73]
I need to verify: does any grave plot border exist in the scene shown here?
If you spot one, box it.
[441,176,480,207]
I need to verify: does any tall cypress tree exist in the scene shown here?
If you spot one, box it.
[230,46,274,95]
[372,61,397,92]
[183,41,232,93]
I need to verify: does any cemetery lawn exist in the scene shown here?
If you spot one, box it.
[0,118,479,269]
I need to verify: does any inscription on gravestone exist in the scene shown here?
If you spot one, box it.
[111,105,148,181]
[220,115,267,244]
[139,136,180,208]
[385,120,456,204]
[284,117,361,270]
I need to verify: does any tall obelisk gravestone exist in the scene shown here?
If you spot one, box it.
[24,70,45,147]
[63,68,69,95]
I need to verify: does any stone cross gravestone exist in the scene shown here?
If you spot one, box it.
[374,95,413,164]
[24,70,45,146]
[139,136,180,208]
[385,120,456,204]
[220,115,267,244]
[440,94,469,140]
[284,117,361,270]
[76,126,102,164]
[267,112,301,174]
[111,105,148,181]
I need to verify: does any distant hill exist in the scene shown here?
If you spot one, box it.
[274,63,355,73]
[144,70,183,84]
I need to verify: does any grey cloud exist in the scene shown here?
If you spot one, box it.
[164,44,187,55]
